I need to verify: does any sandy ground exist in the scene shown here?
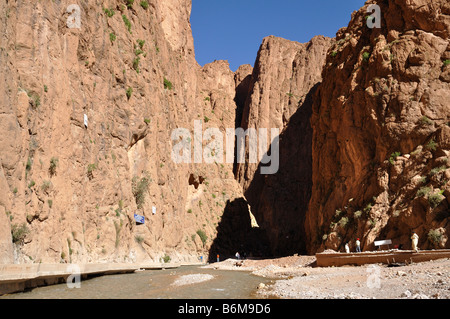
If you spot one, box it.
[203,255,450,299]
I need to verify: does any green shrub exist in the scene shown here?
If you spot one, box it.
[126,87,133,100]
[430,166,446,176]
[135,235,144,244]
[132,174,150,209]
[338,217,349,228]
[420,116,433,126]
[163,77,173,90]
[132,57,140,72]
[109,32,116,42]
[26,157,32,171]
[330,51,338,58]
[41,180,52,192]
[104,8,115,17]
[427,229,442,246]
[87,163,97,174]
[428,192,444,208]
[126,0,134,9]
[122,14,132,32]
[11,223,29,245]
[362,52,370,62]
[114,220,123,248]
[444,60,450,67]
[416,186,431,198]
[363,203,373,214]
[140,1,149,9]
[49,157,59,176]
[353,210,362,219]
[30,93,40,108]
[162,254,171,263]
[389,152,401,165]
[426,139,438,151]
[196,229,207,247]
[137,39,145,49]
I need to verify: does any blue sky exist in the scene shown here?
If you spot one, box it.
[191,0,366,71]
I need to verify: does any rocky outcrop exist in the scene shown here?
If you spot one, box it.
[0,0,249,264]
[305,0,450,253]
[236,35,333,255]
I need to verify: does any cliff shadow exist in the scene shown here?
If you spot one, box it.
[241,84,318,257]
[208,197,270,262]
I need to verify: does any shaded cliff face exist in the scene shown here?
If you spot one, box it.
[306,0,450,253]
[0,0,251,264]
[236,35,333,256]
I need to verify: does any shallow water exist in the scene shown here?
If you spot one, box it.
[1,266,272,299]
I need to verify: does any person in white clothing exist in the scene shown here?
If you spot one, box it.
[355,238,361,252]
[411,232,419,251]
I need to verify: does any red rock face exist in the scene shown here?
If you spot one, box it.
[236,35,333,256]
[306,0,450,254]
[0,0,251,264]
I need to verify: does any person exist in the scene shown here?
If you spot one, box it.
[411,232,419,252]
[355,238,361,252]
[345,243,350,253]
[235,252,241,260]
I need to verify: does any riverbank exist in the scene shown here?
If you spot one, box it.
[204,255,450,299]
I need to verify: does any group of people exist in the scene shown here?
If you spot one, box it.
[345,238,362,253]
[344,232,420,253]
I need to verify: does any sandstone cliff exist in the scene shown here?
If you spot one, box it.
[236,35,333,255]
[306,0,450,253]
[1,0,449,265]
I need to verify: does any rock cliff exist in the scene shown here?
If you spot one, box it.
[0,0,448,264]
[236,35,333,255]
[305,0,450,253]
[0,0,250,264]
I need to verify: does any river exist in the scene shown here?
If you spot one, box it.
[0,266,273,299]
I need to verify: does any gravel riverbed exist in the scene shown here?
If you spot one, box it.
[203,255,450,299]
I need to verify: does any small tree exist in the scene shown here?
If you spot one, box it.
[196,229,207,247]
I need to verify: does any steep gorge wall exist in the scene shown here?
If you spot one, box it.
[1,0,448,264]
[306,0,450,253]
